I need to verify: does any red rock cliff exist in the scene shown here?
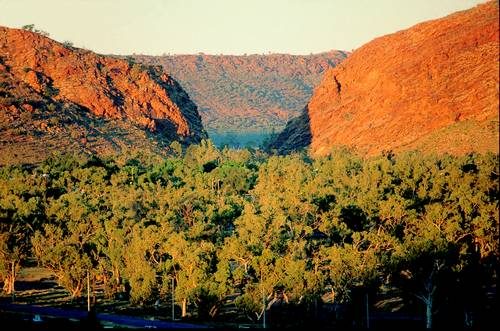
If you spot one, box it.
[0,26,206,144]
[275,1,499,156]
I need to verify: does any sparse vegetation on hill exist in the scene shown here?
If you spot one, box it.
[0,25,207,165]
[133,51,348,133]
[21,24,49,37]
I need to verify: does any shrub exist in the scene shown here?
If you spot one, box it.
[21,24,50,37]
[43,85,59,98]
[49,117,60,126]
[46,103,57,112]
[21,24,35,31]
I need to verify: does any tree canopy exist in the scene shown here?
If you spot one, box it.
[0,146,497,328]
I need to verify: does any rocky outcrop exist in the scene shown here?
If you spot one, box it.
[0,26,206,163]
[267,109,311,154]
[273,2,499,156]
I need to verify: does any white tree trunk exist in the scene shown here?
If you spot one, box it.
[425,298,433,329]
[2,262,17,295]
[181,298,187,317]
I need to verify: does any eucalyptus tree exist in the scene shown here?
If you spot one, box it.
[0,166,45,294]
[32,190,99,298]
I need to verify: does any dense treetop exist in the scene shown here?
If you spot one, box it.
[0,144,498,328]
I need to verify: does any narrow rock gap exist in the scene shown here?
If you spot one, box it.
[333,75,341,93]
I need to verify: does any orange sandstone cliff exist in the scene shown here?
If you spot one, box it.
[0,26,206,164]
[271,2,499,156]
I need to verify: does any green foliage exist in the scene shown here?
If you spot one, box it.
[0,147,497,327]
[43,85,59,98]
[62,40,74,48]
[31,188,99,298]
[0,166,45,293]
[21,24,49,37]
[21,24,35,31]
[46,103,57,112]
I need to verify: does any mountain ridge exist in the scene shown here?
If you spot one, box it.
[0,26,206,164]
[131,50,348,133]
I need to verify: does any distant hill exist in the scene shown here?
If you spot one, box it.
[270,1,499,156]
[0,26,206,165]
[132,51,348,133]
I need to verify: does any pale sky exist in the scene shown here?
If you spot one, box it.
[0,0,487,55]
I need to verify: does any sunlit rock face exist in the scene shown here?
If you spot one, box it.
[275,2,499,156]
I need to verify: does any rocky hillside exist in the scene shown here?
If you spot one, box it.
[132,51,348,133]
[271,1,499,156]
[0,26,206,164]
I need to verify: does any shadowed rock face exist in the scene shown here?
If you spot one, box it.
[267,109,311,154]
[274,2,499,157]
[0,26,206,163]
